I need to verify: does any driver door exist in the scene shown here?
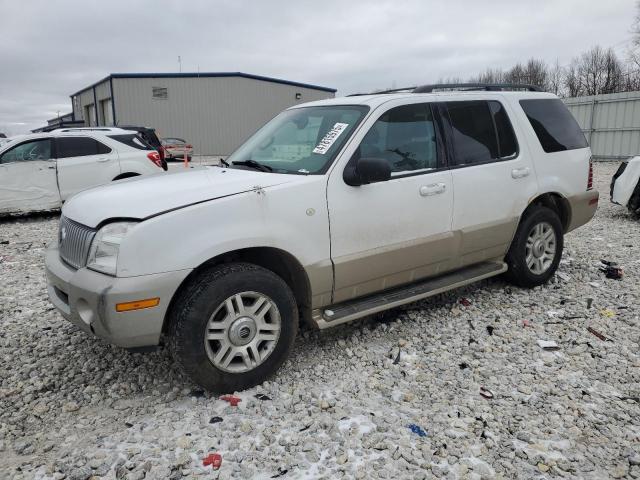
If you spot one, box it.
[327,102,455,303]
[0,138,61,215]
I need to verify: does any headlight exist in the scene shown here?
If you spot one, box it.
[87,221,137,275]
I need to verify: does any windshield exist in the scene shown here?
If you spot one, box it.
[227,105,369,174]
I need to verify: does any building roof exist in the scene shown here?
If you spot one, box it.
[70,72,337,97]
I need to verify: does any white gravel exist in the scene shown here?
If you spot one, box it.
[1,163,639,480]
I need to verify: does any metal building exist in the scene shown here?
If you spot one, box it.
[563,91,640,161]
[69,72,336,156]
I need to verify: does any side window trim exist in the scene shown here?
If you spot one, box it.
[488,100,520,161]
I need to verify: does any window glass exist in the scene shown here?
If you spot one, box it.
[519,99,588,153]
[57,137,112,158]
[359,103,438,174]
[488,101,518,158]
[109,134,153,150]
[227,106,368,174]
[447,101,499,165]
[0,139,52,164]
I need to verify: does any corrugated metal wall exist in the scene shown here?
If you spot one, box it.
[112,76,334,155]
[564,91,640,161]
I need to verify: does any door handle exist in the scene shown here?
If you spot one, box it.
[419,183,446,196]
[511,167,530,179]
[96,157,110,163]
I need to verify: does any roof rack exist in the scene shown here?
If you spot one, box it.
[413,83,543,93]
[347,83,543,96]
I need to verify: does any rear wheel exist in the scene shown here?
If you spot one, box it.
[168,263,298,392]
[504,205,563,288]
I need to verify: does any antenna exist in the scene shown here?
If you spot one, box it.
[178,55,182,73]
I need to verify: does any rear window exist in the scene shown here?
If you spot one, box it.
[519,99,588,153]
[108,134,153,150]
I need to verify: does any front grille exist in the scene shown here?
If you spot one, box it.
[58,216,96,269]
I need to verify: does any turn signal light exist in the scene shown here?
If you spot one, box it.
[116,297,160,312]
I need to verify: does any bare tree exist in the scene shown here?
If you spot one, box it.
[548,59,564,96]
[503,59,548,88]
[574,46,623,96]
[564,62,582,97]
[469,68,506,84]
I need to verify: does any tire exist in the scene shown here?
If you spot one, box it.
[504,205,564,288]
[168,263,298,392]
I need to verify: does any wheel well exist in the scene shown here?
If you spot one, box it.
[113,172,140,181]
[162,247,313,334]
[527,193,571,232]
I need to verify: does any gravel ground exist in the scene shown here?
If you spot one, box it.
[1,163,638,480]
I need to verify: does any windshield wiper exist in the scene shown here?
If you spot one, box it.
[219,158,230,167]
[231,159,273,172]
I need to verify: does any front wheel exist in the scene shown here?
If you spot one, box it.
[168,263,298,392]
[504,205,564,288]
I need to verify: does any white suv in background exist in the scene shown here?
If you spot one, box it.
[0,128,166,215]
[45,83,598,392]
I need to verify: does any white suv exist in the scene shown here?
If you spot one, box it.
[45,84,599,392]
[0,128,166,215]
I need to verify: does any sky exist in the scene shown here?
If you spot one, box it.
[0,0,636,135]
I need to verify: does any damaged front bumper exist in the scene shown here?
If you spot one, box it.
[45,244,191,348]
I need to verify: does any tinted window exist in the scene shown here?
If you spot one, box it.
[488,101,518,158]
[108,134,153,150]
[447,101,498,165]
[0,139,52,164]
[359,103,438,174]
[57,137,111,158]
[520,99,588,153]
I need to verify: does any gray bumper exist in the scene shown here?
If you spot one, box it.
[45,245,192,348]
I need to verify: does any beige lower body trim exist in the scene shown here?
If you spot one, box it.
[566,190,599,232]
[329,217,518,305]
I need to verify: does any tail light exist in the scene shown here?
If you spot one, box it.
[147,151,163,168]
[587,157,594,190]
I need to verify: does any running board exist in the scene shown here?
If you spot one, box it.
[312,261,507,329]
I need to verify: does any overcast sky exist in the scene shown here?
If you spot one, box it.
[0,0,636,134]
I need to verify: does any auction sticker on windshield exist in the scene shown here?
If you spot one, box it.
[313,123,349,155]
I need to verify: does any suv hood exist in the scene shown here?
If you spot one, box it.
[63,167,294,228]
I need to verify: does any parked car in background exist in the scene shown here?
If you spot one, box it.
[611,156,640,217]
[45,84,598,392]
[161,137,194,161]
[0,128,166,215]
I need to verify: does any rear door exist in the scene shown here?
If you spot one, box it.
[328,101,455,303]
[443,99,538,266]
[0,138,61,214]
[55,136,120,199]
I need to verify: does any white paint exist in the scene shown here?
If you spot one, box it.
[611,156,640,207]
[0,129,164,215]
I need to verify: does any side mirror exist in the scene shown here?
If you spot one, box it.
[344,157,391,186]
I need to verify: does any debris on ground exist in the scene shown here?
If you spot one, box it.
[486,325,494,336]
[220,395,241,407]
[271,467,289,478]
[537,339,560,351]
[587,327,609,342]
[255,393,272,401]
[209,416,223,424]
[479,387,494,399]
[601,309,616,318]
[587,298,594,309]
[522,319,532,327]
[202,453,222,469]
[407,424,427,437]
[459,298,472,307]
[600,260,623,280]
